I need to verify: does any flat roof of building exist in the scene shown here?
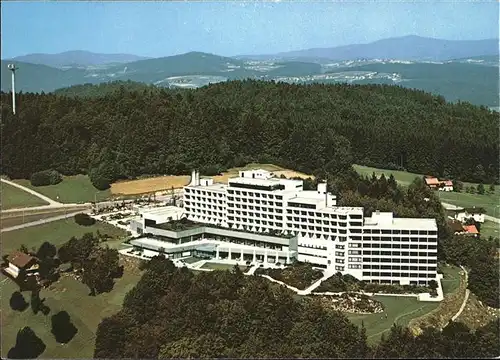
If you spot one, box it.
[321,206,364,214]
[288,196,324,205]
[442,204,464,211]
[364,217,437,230]
[185,183,227,192]
[129,237,290,254]
[139,206,184,217]
[228,176,282,187]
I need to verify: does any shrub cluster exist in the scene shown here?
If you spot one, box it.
[255,261,323,290]
[30,169,62,187]
[74,213,96,226]
[316,272,429,294]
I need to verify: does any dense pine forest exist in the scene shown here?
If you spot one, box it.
[1,80,498,185]
[93,256,499,359]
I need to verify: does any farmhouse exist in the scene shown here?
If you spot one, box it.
[424,176,453,191]
[424,176,441,189]
[3,251,39,279]
[448,220,479,237]
[455,207,486,223]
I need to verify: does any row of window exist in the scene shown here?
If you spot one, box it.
[298,252,327,259]
[362,236,437,242]
[364,249,438,256]
[184,188,225,197]
[362,272,436,278]
[364,229,437,235]
[227,212,283,220]
[228,197,283,206]
[184,202,224,210]
[290,232,349,241]
[288,202,317,209]
[363,265,436,271]
[185,208,224,217]
[184,196,225,204]
[228,183,285,192]
[287,224,348,232]
[299,244,328,251]
[364,257,437,263]
[229,198,284,207]
[363,244,437,249]
[286,210,360,220]
[227,218,280,226]
[228,204,284,213]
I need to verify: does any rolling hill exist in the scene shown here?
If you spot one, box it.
[1,49,498,108]
[8,50,150,68]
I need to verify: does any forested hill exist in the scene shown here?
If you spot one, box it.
[52,81,163,98]
[1,80,498,184]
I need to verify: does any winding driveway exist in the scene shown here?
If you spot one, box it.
[451,267,470,322]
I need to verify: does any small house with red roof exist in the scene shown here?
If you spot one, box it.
[424,176,453,192]
[3,251,39,280]
[424,176,441,189]
[448,220,479,238]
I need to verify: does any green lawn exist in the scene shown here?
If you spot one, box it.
[1,264,142,358]
[480,220,499,240]
[1,182,49,210]
[14,175,111,204]
[1,218,126,256]
[347,296,439,344]
[440,265,461,295]
[353,164,500,218]
[182,257,203,264]
[200,262,246,271]
[437,191,500,219]
[353,164,422,187]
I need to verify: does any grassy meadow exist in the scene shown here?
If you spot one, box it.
[14,175,111,204]
[1,182,49,210]
[353,164,500,218]
[1,219,136,358]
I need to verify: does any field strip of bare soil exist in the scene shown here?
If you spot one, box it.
[110,164,314,196]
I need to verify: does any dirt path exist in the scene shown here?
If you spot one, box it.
[451,267,470,321]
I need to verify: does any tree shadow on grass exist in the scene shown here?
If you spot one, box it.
[7,327,46,359]
[51,311,78,344]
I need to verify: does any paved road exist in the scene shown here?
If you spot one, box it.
[2,202,91,214]
[441,201,500,223]
[1,210,88,233]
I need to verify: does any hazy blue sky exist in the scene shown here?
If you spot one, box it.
[2,1,498,58]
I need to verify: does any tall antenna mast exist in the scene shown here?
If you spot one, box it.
[7,64,18,115]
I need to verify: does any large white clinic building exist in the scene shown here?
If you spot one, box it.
[183,169,438,285]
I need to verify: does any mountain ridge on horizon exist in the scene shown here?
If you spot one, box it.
[4,35,499,68]
[7,50,151,68]
[236,35,499,61]
[1,36,498,108]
